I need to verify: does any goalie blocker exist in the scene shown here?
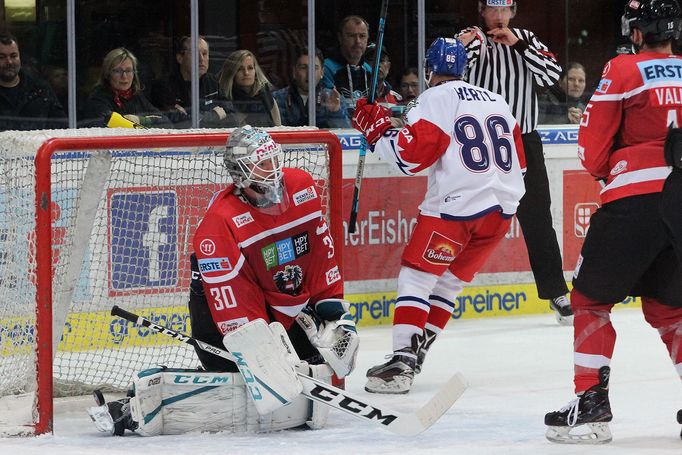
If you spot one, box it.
[88,320,333,436]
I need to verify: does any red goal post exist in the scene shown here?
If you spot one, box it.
[0,128,342,435]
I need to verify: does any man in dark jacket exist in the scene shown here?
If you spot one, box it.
[273,47,350,128]
[152,36,230,128]
[322,16,372,112]
[0,32,66,131]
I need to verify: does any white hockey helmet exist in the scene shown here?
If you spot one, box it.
[224,125,285,208]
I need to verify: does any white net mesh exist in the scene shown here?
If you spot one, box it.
[0,127,336,433]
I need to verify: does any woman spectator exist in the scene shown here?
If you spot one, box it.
[218,49,281,127]
[539,62,589,125]
[81,47,172,128]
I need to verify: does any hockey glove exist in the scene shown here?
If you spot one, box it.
[352,98,392,145]
[295,299,359,378]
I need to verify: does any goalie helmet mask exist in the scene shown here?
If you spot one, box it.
[622,0,682,43]
[224,125,288,212]
[425,37,467,85]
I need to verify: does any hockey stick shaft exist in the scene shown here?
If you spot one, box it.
[348,0,389,234]
[110,305,466,435]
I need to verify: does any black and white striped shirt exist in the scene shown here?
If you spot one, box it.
[461,27,562,134]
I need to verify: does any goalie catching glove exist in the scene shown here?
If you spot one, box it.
[352,98,392,145]
[296,299,359,378]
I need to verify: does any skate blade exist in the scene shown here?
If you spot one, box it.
[555,312,574,326]
[546,422,612,444]
[365,376,412,394]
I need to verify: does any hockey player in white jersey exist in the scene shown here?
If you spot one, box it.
[352,37,526,394]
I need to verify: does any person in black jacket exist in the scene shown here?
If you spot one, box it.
[0,32,66,131]
[217,50,281,127]
[151,36,232,128]
[272,47,350,128]
[81,47,172,128]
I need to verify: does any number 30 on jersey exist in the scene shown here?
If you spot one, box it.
[210,285,237,310]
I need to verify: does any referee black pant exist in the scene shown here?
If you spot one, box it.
[515,130,569,300]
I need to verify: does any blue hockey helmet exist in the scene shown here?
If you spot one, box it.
[425,37,467,78]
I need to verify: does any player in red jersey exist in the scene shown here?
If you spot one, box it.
[88,127,359,436]
[544,0,682,444]
[190,125,357,375]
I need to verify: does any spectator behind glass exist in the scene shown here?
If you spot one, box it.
[0,32,66,131]
[151,36,231,128]
[218,49,281,127]
[364,44,404,127]
[364,44,400,104]
[322,15,373,109]
[272,47,350,128]
[42,65,68,115]
[399,67,420,105]
[539,62,589,125]
[81,47,172,128]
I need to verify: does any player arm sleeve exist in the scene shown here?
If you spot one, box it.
[373,96,451,175]
[578,65,623,178]
[512,30,562,88]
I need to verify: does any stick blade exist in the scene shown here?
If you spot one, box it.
[387,372,468,436]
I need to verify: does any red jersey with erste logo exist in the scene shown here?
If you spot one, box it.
[579,52,682,203]
[192,167,342,334]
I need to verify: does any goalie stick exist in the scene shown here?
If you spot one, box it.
[110,305,467,436]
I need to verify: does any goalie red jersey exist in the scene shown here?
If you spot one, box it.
[193,167,342,334]
[579,52,682,203]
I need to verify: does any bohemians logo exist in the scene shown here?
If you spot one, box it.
[273,264,304,295]
[422,231,461,265]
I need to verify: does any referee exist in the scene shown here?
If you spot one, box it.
[458,0,572,324]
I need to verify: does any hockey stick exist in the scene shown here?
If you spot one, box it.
[111,305,467,436]
[348,0,389,234]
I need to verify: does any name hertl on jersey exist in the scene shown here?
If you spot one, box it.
[192,168,343,334]
[373,79,526,221]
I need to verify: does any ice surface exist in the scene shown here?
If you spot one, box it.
[1,309,680,454]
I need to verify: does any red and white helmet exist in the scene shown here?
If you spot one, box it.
[224,125,285,208]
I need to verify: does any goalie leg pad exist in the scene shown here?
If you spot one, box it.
[123,367,317,435]
[223,319,303,415]
[129,368,249,436]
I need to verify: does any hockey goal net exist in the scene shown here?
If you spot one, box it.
[0,127,343,435]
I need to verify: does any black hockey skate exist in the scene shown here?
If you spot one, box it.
[365,346,417,394]
[414,328,437,374]
[549,295,574,326]
[677,409,682,440]
[545,366,612,444]
[87,389,138,436]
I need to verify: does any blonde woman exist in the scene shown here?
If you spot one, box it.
[218,49,281,127]
[82,47,171,128]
